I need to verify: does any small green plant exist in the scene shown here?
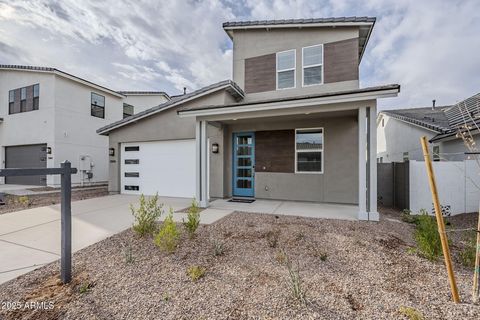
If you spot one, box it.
[187,265,206,281]
[459,231,477,268]
[183,198,201,239]
[401,209,418,224]
[284,251,307,304]
[17,196,31,206]
[398,306,424,320]
[79,281,94,294]
[265,229,280,248]
[163,292,170,302]
[123,245,135,264]
[275,250,286,264]
[154,208,180,253]
[414,213,443,261]
[319,252,328,261]
[295,231,305,241]
[130,194,163,236]
[212,239,225,257]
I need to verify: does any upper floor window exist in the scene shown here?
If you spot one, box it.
[8,84,39,115]
[123,103,134,119]
[91,93,105,118]
[276,49,295,90]
[302,44,323,86]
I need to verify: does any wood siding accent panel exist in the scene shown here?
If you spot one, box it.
[244,53,276,94]
[255,130,294,173]
[324,38,359,84]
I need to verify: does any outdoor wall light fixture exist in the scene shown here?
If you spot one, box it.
[109,148,115,156]
[212,143,219,153]
[46,147,52,154]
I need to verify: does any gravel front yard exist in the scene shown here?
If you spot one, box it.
[0,209,479,319]
[0,186,109,215]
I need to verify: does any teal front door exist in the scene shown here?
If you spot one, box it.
[233,132,255,197]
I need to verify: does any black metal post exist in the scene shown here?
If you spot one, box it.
[60,161,72,283]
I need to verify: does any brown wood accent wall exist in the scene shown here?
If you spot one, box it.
[255,130,294,173]
[13,88,21,114]
[244,53,276,94]
[324,38,359,84]
[26,85,34,112]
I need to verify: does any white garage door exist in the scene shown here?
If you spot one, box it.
[121,140,196,198]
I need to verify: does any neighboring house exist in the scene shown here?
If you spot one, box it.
[0,65,169,187]
[377,92,480,162]
[98,17,400,221]
[119,91,170,117]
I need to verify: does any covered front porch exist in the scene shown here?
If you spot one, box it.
[178,86,400,221]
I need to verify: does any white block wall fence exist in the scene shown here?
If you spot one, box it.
[409,160,480,215]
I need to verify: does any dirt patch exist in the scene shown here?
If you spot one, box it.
[0,209,479,319]
[0,187,109,214]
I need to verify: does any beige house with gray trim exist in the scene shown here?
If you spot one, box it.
[98,17,400,221]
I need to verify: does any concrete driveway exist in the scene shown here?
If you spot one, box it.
[0,195,232,284]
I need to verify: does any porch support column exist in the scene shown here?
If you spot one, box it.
[358,106,368,220]
[367,106,379,220]
[196,119,209,208]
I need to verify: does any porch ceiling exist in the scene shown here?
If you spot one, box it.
[218,109,357,125]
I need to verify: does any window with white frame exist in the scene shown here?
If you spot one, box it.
[302,44,323,86]
[276,49,295,89]
[295,128,323,173]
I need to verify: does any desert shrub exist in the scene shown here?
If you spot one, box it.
[265,229,280,248]
[284,251,307,304]
[212,239,225,257]
[401,209,418,224]
[78,281,94,294]
[398,306,424,320]
[187,265,206,281]
[154,208,180,253]
[459,231,477,268]
[319,252,328,261]
[275,250,287,264]
[17,196,31,206]
[414,213,442,261]
[131,194,163,236]
[183,198,201,239]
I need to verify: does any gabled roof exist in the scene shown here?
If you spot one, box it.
[178,84,400,116]
[0,64,124,98]
[381,106,452,133]
[97,80,244,135]
[380,92,480,142]
[222,17,376,62]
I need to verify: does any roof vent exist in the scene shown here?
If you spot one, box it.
[183,87,187,95]
[432,99,436,110]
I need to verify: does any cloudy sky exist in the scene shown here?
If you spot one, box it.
[0,0,479,110]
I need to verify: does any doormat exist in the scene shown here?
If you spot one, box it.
[228,198,256,203]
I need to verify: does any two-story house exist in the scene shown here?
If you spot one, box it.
[97,17,400,221]
[0,65,169,187]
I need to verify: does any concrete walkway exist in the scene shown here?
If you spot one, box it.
[0,195,232,284]
[209,198,358,221]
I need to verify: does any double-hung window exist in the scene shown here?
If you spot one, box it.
[295,128,324,173]
[302,44,323,86]
[276,49,296,90]
[91,92,105,118]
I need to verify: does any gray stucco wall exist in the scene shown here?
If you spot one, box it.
[106,90,233,193]
[231,27,360,103]
[440,139,469,161]
[218,114,359,204]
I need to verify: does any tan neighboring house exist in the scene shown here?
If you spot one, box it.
[97,17,400,221]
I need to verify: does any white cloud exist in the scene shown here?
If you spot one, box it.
[0,0,478,108]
